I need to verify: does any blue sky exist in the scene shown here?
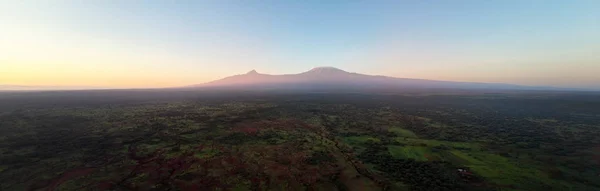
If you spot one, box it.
[1,0,599,88]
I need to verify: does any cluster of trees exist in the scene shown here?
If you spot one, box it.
[2,91,600,190]
[31,117,364,190]
[358,142,470,191]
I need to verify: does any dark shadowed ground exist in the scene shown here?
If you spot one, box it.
[1,88,599,190]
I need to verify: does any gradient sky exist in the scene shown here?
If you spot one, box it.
[1,0,599,89]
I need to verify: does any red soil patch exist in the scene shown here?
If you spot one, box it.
[44,168,95,191]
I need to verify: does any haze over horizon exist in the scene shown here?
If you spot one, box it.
[2,1,599,89]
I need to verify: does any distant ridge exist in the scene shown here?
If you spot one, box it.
[188,66,571,91]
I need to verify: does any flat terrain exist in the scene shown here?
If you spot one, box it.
[1,89,599,190]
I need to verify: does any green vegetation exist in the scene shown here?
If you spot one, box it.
[0,90,599,190]
[388,146,429,161]
[388,127,418,138]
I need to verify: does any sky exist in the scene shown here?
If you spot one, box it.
[1,0,599,89]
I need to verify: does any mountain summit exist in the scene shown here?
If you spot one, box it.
[246,70,259,75]
[304,67,348,74]
[189,67,543,90]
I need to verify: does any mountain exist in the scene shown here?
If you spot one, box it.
[189,66,557,91]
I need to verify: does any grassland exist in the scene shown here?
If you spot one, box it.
[0,90,599,190]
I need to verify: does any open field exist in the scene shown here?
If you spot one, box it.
[1,89,600,190]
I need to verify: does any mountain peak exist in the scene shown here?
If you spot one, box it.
[246,70,259,75]
[306,66,347,74]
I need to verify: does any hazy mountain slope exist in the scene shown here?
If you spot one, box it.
[189,67,559,90]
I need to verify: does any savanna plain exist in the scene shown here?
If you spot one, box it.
[1,89,599,191]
